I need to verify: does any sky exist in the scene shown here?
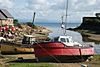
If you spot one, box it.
[0,0,100,23]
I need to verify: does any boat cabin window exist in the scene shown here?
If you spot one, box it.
[66,38,69,43]
[53,37,59,42]
[66,38,73,43]
[60,38,66,42]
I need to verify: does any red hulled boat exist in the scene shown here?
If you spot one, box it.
[33,0,94,62]
[33,36,94,62]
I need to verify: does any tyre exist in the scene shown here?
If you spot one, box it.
[0,39,5,43]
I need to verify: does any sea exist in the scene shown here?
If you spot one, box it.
[36,22,100,54]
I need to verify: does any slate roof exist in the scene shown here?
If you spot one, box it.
[0,9,13,19]
[0,12,6,19]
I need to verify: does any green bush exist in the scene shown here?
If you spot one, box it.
[13,19,22,28]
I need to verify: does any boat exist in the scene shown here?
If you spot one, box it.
[33,36,94,62]
[33,0,94,62]
[1,44,34,54]
[0,34,35,54]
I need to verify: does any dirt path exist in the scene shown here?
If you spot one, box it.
[0,54,100,67]
[4,54,35,59]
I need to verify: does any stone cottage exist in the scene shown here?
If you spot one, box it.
[0,9,14,26]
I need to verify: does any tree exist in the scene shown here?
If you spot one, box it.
[13,19,22,28]
[14,19,19,26]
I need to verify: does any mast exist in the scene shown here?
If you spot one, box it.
[61,0,69,35]
[65,0,69,35]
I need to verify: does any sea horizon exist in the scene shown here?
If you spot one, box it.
[36,22,81,29]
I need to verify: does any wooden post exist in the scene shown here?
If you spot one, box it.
[32,12,36,25]
[79,48,84,61]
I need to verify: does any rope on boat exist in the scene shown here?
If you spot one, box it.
[35,42,61,63]
[35,42,84,62]
[64,46,84,61]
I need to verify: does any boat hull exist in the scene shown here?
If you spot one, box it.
[33,42,94,62]
[37,55,92,62]
[1,45,34,54]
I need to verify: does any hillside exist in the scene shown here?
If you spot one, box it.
[75,17,100,34]
[0,22,52,43]
[67,13,100,43]
[14,24,52,42]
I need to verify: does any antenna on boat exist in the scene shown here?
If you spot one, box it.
[61,0,69,35]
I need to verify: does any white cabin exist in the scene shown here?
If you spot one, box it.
[52,36,82,46]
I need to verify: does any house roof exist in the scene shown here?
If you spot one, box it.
[0,9,13,19]
[0,12,6,19]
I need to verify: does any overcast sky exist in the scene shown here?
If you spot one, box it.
[0,0,100,23]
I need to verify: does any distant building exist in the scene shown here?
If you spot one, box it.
[0,9,14,26]
[95,13,100,17]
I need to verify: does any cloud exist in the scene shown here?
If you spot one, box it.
[0,0,13,8]
[71,0,99,11]
[0,0,100,23]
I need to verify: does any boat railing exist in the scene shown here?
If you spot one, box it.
[81,42,95,47]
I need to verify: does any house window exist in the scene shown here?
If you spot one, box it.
[9,19,10,22]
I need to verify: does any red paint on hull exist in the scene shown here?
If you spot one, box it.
[33,42,94,61]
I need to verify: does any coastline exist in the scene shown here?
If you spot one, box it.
[67,28,100,44]
[67,16,100,44]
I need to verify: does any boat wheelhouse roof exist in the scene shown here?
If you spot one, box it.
[52,35,73,42]
[0,9,13,18]
[54,36,72,39]
[59,36,72,38]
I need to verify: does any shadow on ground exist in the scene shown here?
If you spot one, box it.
[8,59,37,63]
[8,59,84,63]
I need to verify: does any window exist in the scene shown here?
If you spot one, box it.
[53,37,59,42]
[66,38,69,43]
[60,38,66,42]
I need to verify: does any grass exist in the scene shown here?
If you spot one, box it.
[10,63,56,67]
[1,55,100,67]
[92,55,100,61]
[82,55,100,67]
